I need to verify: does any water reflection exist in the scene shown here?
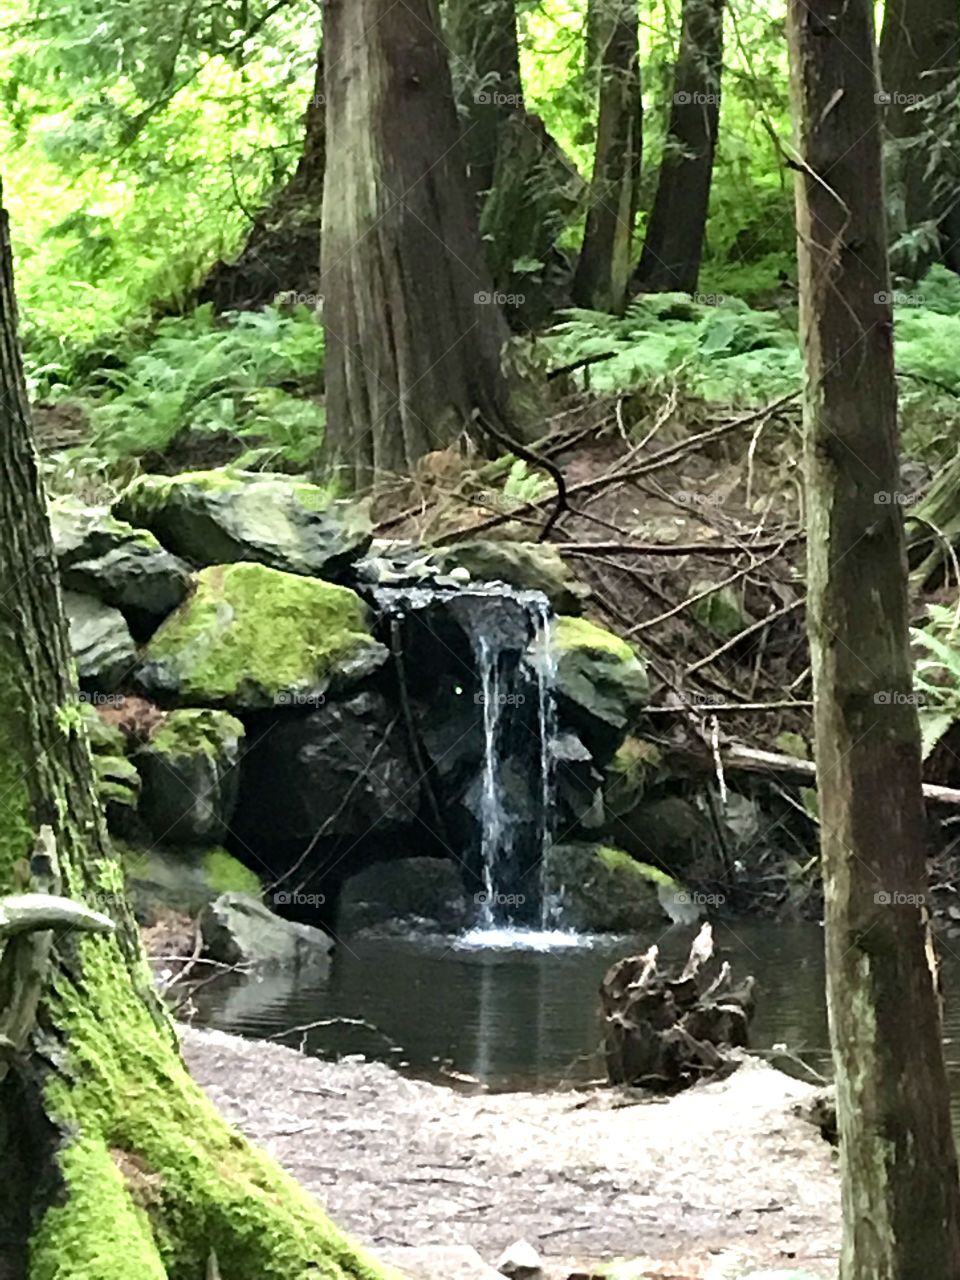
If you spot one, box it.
[190,920,960,1122]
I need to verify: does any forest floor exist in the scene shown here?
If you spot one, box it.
[180,1025,839,1280]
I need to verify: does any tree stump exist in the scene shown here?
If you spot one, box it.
[600,924,756,1088]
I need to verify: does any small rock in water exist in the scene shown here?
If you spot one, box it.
[497,1239,542,1279]
[447,565,471,583]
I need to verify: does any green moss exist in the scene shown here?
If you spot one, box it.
[142,563,385,707]
[116,470,334,518]
[553,614,637,662]
[31,1135,168,1280]
[203,848,262,896]
[596,846,677,889]
[33,935,391,1278]
[148,709,244,761]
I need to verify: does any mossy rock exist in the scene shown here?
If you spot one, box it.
[433,540,587,613]
[543,841,682,932]
[134,709,245,845]
[122,843,262,922]
[112,469,371,580]
[604,737,663,819]
[690,578,752,639]
[50,496,191,638]
[138,562,387,708]
[547,616,649,764]
[78,702,140,830]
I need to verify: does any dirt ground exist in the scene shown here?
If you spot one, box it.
[180,1026,839,1279]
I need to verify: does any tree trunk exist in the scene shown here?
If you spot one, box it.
[444,0,523,200]
[199,49,326,311]
[321,0,516,488]
[634,0,724,294]
[879,0,960,276]
[572,0,642,313]
[788,3,960,1278]
[444,0,583,321]
[0,189,386,1279]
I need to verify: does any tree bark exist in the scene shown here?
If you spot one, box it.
[572,0,642,313]
[879,0,960,276]
[0,188,386,1279]
[321,0,517,488]
[787,3,960,1278]
[634,0,724,294]
[199,49,326,311]
[444,0,523,200]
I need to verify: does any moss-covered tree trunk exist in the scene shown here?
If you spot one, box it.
[788,4,960,1278]
[634,0,723,294]
[321,0,515,488]
[572,0,641,313]
[199,48,327,311]
[0,189,387,1280]
[879,0,960,276]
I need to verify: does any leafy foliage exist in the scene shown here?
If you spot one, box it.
[77,304,325,466]
[911,603,960,758]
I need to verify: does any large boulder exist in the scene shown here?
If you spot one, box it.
[545,616,649,764]
[123,844,262,922]
[138,562,387,708]
[201,892,334,968]
[233,690,421,852]
[134,709,245,845]
[112,469,371,579]
[432,540,587,613]
[543,842,683,932]
[64,591,137,691]
[338,857,470,933]
[50,497,191,638]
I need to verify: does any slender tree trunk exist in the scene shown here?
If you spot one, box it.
[572,0,642,313]
[445,0,583,317]
[321,0,516,488]
[0,188,386,1279]
[788,4,960,1278]
[634,0,724,294]
[199,49,326,311]
[879,0,960,275]
[445,0,523,200]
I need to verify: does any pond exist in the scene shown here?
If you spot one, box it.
[192,919,960,1119]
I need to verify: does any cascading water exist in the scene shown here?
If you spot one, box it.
[474,634,510,928]
[530,600,559,928]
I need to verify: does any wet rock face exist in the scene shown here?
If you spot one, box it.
[50,497,191,639]
[112,469,371,580]
[543,842,680,932]
[232,690,423,858]
[201,892,333,968]
[64,591,137,691]
[133,708,244,845]
[338,857,472,934]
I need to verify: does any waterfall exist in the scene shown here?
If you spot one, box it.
[474,634,511,928]
[467,596,559,932]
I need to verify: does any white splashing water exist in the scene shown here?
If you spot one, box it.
[475,635,510,928]
[530,601,558,928]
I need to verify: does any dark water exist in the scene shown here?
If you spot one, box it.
[192,919,960,1115]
